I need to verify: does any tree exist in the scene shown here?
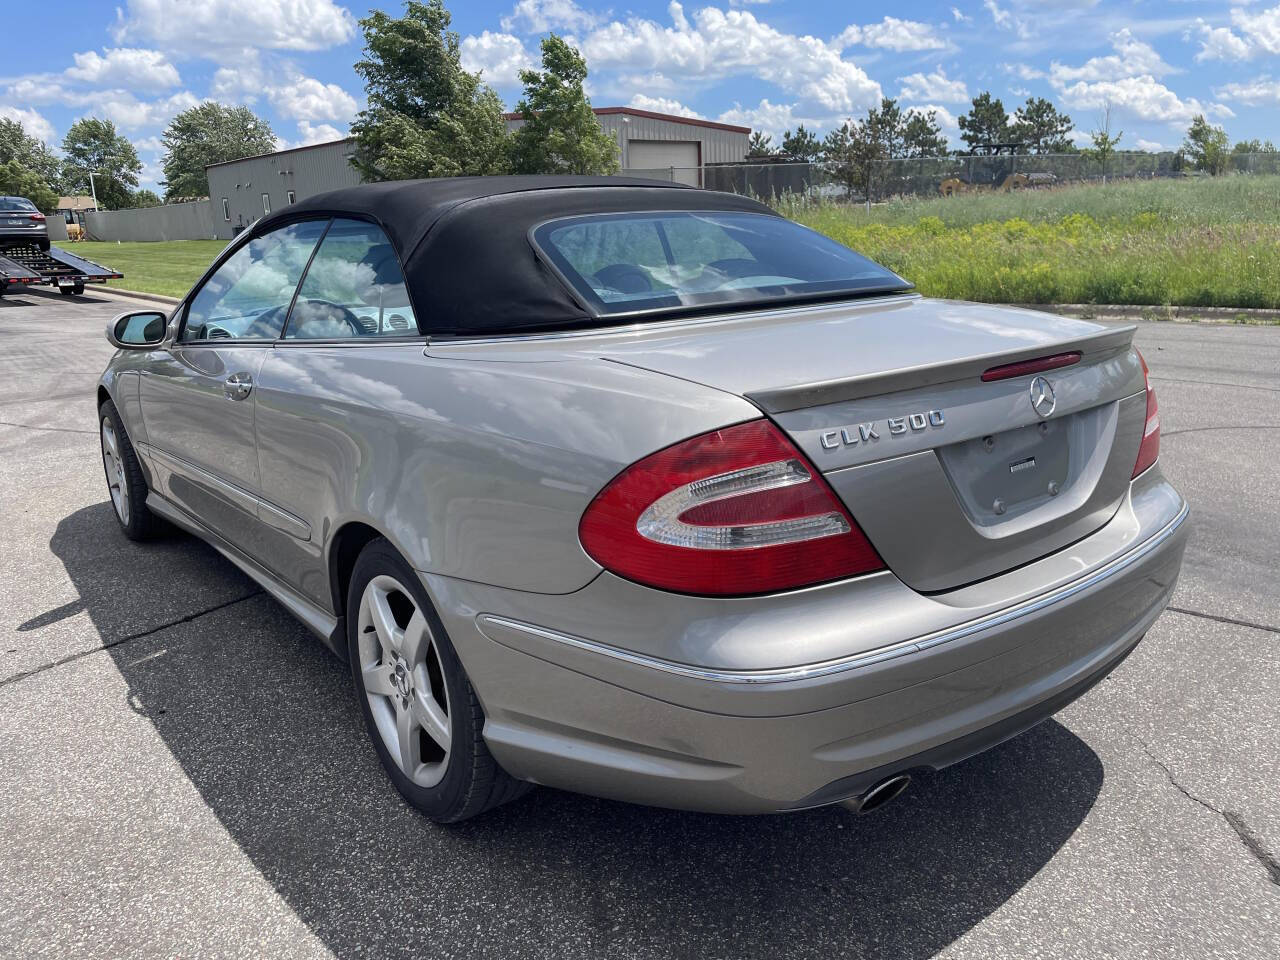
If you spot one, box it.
[1182,115,1229,176]
[510,35,617,175]
[0,160,58,211]
[1083,102,1123,181]
[160,102,276,201]
[780,125,821,161]
[902,109,948,158]
[0,118,62,193]
[350,0,510,180]
[746,131,776,158]
[822,115,887,199]
[1232,138,1277,154]
[130,188,162,207]
[958,92,1010,154]
[61,118,141,210]
[1010,97,1073,154]
[869,98,905,159]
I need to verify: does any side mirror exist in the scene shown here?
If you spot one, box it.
[106,310,169,350]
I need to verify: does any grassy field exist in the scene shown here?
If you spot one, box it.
[70,239,226,299]
[785,175,1280,309]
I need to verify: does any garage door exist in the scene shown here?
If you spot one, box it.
[627,140,701,186]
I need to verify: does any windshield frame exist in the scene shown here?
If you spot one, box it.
[528,209,913,323]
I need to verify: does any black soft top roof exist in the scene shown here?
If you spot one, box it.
[254,175,776,336]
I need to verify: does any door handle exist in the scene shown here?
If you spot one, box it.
[224,372,253,401]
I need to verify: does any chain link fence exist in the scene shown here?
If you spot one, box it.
[621,151,1280,204]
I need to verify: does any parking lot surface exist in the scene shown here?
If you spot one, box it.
[1,287,1277,959]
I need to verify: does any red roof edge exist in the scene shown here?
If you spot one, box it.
[502,106,751,135]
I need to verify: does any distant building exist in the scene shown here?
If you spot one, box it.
[202,106,751,237]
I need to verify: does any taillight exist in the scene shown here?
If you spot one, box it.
[579,419,884,595]
[1132,350,1160,478]
[29,213,45,221]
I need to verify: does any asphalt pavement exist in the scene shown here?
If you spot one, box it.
[1,285,1277,959]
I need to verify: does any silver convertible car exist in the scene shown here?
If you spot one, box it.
[98,177,1188,822]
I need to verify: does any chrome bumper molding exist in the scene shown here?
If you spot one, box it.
[477,502,1189,686]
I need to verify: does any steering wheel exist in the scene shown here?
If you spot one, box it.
[290,299,364,338]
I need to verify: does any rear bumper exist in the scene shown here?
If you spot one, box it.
[426,469,1188,814]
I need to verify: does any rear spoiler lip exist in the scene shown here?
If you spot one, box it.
[745,323,1138,414]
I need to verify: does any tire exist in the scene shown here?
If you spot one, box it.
[347,538,531,822]
[99,398,165,540]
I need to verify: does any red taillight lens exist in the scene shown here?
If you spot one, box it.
[29,213,45,221]
[579,419,884,596]
[1132,350,1160,478]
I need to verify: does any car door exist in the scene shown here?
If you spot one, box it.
[253,218,424,607]
[138,218,330,556]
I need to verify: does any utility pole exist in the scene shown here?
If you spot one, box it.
[88,171,100,211]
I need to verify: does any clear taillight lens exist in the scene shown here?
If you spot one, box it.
[579,419,884,596]
[1132,350,1161,478]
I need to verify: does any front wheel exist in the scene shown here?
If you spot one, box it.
[99,399,164,540]
[347,539,531,822]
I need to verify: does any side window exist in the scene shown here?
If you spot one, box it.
[284,218,417,339]
[181,220,328,342]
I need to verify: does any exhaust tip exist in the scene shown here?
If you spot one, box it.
[845,773,912,815]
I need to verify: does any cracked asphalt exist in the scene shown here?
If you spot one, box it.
[1,286,1277,959]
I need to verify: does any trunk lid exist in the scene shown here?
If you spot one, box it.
[430,295,1147,592]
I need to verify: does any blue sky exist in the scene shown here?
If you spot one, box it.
[3,1,1279,190]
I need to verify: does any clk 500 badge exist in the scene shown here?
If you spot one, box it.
[820,410,945,450]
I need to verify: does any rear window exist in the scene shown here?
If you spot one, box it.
[0,197,38,212]
[532,211,910,317]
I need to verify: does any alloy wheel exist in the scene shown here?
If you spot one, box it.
[357,575,452,788]
[101,417,130,524]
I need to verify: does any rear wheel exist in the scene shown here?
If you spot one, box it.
[99,399,164,540]
[347,539,531,822]
[60,283,84,296]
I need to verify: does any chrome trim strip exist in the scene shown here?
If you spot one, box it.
[477,501,1189,685]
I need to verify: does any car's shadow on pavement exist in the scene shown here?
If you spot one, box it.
[50,503,1105,960]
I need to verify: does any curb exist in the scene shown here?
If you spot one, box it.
[1018,303,1280,325]
[97,285,181,308]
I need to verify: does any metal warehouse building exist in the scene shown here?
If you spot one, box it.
[504,106,750,186]
[202,107,750,237]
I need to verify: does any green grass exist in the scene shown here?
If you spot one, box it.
[67,239,227,299]
[782,175,1280,309]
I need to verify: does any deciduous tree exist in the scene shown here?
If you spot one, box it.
[350,0,510,180]
[1183,115,1230,175]
[510,35,617,175]
[61,118,141,210]
[0,118,62,194]
[0,160,58,211]
[160,103,276,201]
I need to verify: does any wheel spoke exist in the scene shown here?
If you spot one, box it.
[368,585,404,655]
[401,609,429,666]
[396,702,418,774]
[412,689,451,752]
[362,662,397,698]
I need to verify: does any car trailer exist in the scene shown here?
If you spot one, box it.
[0,243,122,297]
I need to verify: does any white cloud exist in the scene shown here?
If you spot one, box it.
[1048,29,1175,85]
[133,135,164,152]
[628,95,703,118]
[501,0,603,33]
[1055,75,1230,125]
[65,48,180,92]
[717,99,817,139]
[839,17,949,52]
[952,7,972,24]
[97,90,202,130]
[1135,138,1164,151]
[1004,62,1045,81]
[984,0,1032,39]
[898,68,969,104]
[113,0,355,53]
[293,120,344,146]
[1195,5,1280,61]
[269,76,357,124]
[0,105,56,143]
[729,0,773,6]
[906,103,960,132]
[581,3,881,114]
[1216,75,1280,105]
[461,31,535,88]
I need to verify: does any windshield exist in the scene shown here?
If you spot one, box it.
[0,197,38,212]
[532,211,910,317]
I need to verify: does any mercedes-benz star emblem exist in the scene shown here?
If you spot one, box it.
[1029,376,1057,419]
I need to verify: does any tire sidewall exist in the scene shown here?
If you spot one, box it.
[99,399,150,539]
[346,539,481,821]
